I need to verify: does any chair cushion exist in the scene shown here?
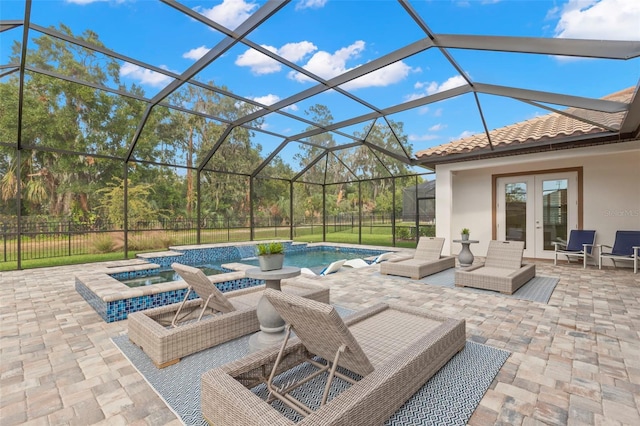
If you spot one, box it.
[413,237,445,261]
[172,263,236,313]
[484,241,524,270]
[466,266,516,277]
[265,289,375,377]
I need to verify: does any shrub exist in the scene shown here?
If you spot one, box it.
[395,227,411,240]
[92,234,117,253]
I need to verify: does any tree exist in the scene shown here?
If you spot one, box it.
[1,25,145,219]
[96,177,162,227]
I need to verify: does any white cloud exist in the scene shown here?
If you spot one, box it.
[278,41,318,62]
[288,40,366,82]
[119,63,174,87]
[553,0,640,40]
[429,75,467,94]
[252,94,281,106]
[236,46,281,74]
[183,46,210,61]
[429,123,446,131]
[295,0,328,10]
[195,0,259,29]
[342,61,415,90]
[405,75,467,101]
[285,104,299,112]
[236,42,317,74]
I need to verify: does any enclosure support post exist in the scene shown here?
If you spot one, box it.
[196,170,201,245]
[392,178,396,247]
[289,181,294,240]
[16,149,22,270]
[414,175,419,244]
[358,182,362,245]
[123,164,129,259]
[322,185,326,242]
[249,177,255,241]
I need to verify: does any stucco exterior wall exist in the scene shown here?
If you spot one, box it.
[435,141,640,258]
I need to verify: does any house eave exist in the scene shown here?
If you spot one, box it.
[416,132,638,169]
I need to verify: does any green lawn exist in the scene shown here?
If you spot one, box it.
[0,252,137,271]
[1,223,431,270]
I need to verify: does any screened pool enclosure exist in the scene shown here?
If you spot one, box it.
[1,0,638,269]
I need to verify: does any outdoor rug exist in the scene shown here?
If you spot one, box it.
[386,268,560,304]
[112,305,510,426]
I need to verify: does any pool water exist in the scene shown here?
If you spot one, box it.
[121,265,226,287]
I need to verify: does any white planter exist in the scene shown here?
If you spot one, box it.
[258,254,284,271]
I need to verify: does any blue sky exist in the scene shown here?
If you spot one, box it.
[2,0,639,172]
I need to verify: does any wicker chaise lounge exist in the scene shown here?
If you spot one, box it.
[201,289,466,426]
[379,236,455,279]
[455,240,535,294]
[128,263,329,368]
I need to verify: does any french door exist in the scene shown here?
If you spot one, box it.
[496,172,578,259]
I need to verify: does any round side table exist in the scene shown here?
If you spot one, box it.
[452,239,480,267]
[244,266,300,352]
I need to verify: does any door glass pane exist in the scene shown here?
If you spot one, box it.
[542,179,568,250]
[505,182,527,243]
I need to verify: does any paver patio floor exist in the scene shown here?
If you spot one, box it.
[1,257,639,425]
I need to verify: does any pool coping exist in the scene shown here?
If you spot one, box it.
[75,241,404,322]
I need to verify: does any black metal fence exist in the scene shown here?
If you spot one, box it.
[1,213,434,265]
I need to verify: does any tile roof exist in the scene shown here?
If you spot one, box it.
[414,87,636,163]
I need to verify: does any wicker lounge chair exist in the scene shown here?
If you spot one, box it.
[300,259,346,276]
[128,263,329,368]
[201,289,466,425]
[379,237,455,279]
[599,230,640,273]
[455,240,535,294]
[552,229,596,268]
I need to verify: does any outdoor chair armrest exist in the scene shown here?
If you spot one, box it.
[506,263,536,278]
[459,263,484,272]
[552,240,567,250]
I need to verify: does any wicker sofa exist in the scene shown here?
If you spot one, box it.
[380,237,455,279]
[455,240,535,294]
[200,290,466,425]
[128,276,329,368]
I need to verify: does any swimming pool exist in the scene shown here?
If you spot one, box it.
[239,250,365,273]
[77,242,388,322]
[119,245,381,286]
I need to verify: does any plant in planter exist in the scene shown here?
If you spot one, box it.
[256,242,285,271]
[461,228,470,241]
